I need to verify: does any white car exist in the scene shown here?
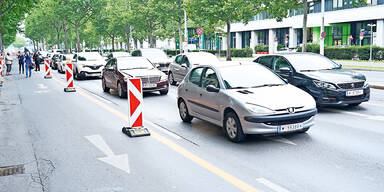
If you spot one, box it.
[177,61,317,142]
[72,52,105,79]
[57,54,74,74]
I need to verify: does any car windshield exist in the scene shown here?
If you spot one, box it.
[141,49,168,60]
[78,53,102,61]
[284,54,341,71]
[117,58,154,70]
[220,64,286,89]
[188,53,219,65]
[112,52,130,58]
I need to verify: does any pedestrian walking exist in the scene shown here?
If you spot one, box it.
[33,51,40,71]
[25,52,32,78]
[18,51,24,74]
[5,53,13,75]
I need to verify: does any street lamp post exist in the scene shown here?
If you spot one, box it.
[368,23,376,61]
[320,0,325,55]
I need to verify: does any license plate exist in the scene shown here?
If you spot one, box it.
[346,89,363,96]
[143,83,157,88]
[278,123,304,133]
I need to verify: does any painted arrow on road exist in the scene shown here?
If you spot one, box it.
[85,135,130,173]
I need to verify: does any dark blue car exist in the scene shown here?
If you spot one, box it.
[254,53,370,107]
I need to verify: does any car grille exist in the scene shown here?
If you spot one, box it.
[264,116,312,126]
[137,76,161,84]
[337,81,364,89]
[85,65,102,70]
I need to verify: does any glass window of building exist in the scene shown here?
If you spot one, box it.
[242,31,251,48]
[230,32,236,48]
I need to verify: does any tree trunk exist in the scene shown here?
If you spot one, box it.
[302,0,308,52]
[63,22,68,52]
[178,20,183,53]
[56,29,60,50]
[134,39,138,49]
[125,28,130,52]
[112,35,115,51]
[226,19,231,61]
[75,24,80,52]
[0,27,4,52]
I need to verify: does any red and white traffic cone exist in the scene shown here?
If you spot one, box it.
[64,60,76,92]
[0,59,3,87]
[44,59,52,79]
[122,78,150,137]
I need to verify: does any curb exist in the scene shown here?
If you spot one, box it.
[371,84,384,90]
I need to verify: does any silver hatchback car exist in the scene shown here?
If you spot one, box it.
[177,62,317,142]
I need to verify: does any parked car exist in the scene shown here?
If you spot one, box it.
[57,54,74,74]
[168,52,220,85]
[102,57,169,98]
[106,51,130,60]
[131,48,172,73]
[254,53,370,106]
[72,52,105,79]
[177,61,317,142]
[50,54,60,70]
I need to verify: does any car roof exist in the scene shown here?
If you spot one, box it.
[262,52,320,57]
[198,61,262,69]
[183,52,215,56]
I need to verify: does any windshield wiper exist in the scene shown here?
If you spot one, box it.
[251,84,284,88]
[300,69,318,72]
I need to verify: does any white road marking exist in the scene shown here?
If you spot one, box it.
[267,137,297,146]
[256,178,290,192]
[365,102,384,108]
[34,90,49,94]
[85,135,130,173]
[37,83,48,89]
[144,120,181,140]
[327,109,384,122]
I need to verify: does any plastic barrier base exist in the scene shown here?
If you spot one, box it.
[122,127,150,137]
[44,76,52,79]
[64,87,76,92]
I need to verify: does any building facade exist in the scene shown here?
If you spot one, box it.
[221,1,384,53]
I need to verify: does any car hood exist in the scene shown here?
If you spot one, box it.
[228,84,315,110]
[79,60,105,66]
[147,57,171,64]
[301,69,366,83]
[120,68,164,77]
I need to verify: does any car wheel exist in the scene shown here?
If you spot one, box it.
[102,78,110,93]
[159,89,168,95]
[168,72,176,86]
[74,69,81,80]
[349,102,361,107]
[118,82,127,98]
[224,112,245,142]
[178,99,193,123]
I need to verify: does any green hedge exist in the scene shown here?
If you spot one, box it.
[297,44,384,60]
[255,45,268,52]
[165,48,253,57]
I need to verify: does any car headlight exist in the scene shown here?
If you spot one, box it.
[160,75,168,82]
[245,103,275,115]
[313,80,337,90]
[364,81,369,87]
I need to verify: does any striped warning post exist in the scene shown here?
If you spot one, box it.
[64,60,76,92]
[0,58,3,86]
[44,59,52,79]
[122,78,150,137]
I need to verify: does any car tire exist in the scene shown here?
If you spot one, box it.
[178,99,193,123]
[159,89,168,95]
[224,112,245,143]
[118,82,127,98]
[74,69,81,80]
[349,102,361,107]
[102,78,110,93]
[168,72,176,86]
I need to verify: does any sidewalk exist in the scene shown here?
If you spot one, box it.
[336,60,384,72]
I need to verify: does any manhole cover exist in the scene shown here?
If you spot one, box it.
[0,164,25,176]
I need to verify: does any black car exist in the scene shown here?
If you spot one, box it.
[254,53,370,106]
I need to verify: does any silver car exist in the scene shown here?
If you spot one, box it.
[168,52,220,85]
[177,61,317,142]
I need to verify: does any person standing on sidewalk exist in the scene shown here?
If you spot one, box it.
[5,53,13,76]
[33,51,40,71]
[25,52,32,78]
[18,51,24,74]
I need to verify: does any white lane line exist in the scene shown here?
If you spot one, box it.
[144,120,181,140]
[267,137,297,146]
[365,102,384,108]
[327,109,384,122]
[256,178,290,192]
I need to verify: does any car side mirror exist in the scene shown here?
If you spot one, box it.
[206,85,219,93]
[181,63,188,68]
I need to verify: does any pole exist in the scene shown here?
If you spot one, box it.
[184,9,188,52]
[368,24,376,61]
[320,0,325,55]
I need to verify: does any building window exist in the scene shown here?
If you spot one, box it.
[257,30,269,45]
[275,28,289,46]
[333,26,343,45]
[242,31,251,48]
[230,32,236,48]
[378,0,384,5]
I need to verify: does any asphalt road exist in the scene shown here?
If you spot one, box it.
[1,68,384,192]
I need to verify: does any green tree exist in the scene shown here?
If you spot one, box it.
[186,0,264,60]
